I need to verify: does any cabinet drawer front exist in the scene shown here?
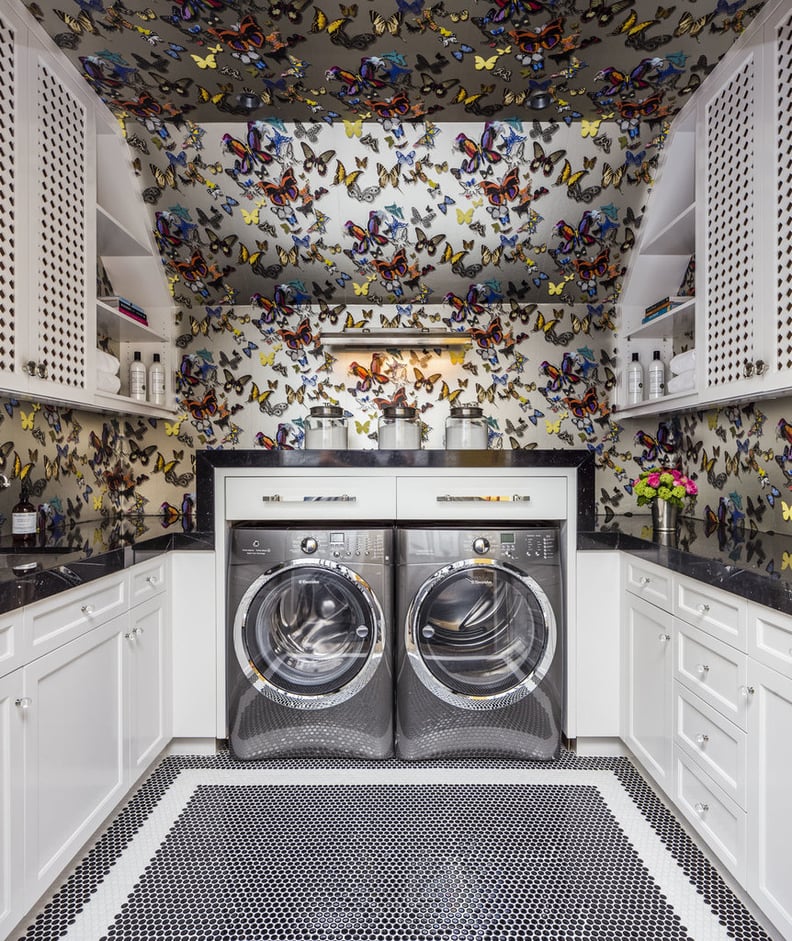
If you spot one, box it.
[0,612,22,679]
[674,682,746,807]
[130,557,167,605]
[25,574,126,658]
[675,579,746,650]
[674,749,746,881]
[748,603,792,679]
[225,476,396,521]
[674,621,748,729]
[396,476,567,520]
[624,560,672,609]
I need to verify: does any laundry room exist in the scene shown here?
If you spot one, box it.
[0,0,791,938]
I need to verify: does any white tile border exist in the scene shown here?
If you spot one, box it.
[56,767,734,941]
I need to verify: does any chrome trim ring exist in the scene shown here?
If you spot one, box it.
[405,557,557,711]
[233,557,386,710]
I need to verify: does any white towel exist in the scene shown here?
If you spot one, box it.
[667,371,696,395]
[96,348,121,376]
[96,370,121,394]
[669,348,696,375]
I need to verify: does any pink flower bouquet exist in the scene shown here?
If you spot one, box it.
[632,467,698,510]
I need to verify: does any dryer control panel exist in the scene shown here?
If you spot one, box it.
[470,529,559,563]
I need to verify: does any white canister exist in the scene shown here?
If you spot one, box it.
[445,406,488,449]
[304,406,348,449]
[378,406,421,450]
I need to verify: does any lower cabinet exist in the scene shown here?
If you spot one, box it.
[746,661,792,937]
[0,671,24,939]
[622,593,673,792]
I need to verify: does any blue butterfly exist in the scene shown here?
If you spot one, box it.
[625,150,647,166]
[451,44,474,61]
[396,150,416,166]
[165,43,186,60]
[766,485,781,507]
[221,196,239,215]
[336,272,352,287]
[4,398,19,418]
[167,151,187,167]
[436,195,455,215]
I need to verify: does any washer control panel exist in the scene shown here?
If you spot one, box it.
[468,529,558,562]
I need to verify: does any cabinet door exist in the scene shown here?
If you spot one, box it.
[26,41,94,403]
[699,42,767,396]
[23,616,125,901]
[622,594,673,792]
[0,670,25,935]
[126,595,170,781]
[746,662,792,939]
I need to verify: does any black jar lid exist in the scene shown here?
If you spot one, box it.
[449,406,483,419]
[308,405,344,418]
[381,405,417,419]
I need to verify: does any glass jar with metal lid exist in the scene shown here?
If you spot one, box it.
[378,405,421,450]
[445,406,488,450]
[305,405,348,450]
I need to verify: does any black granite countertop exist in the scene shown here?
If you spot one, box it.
[580,514,792,615]
[0,521,213,615]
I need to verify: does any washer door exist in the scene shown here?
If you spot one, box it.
[406,558,557,709]
[234,558,385,709]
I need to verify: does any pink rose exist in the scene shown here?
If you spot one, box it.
[646,473,661,487]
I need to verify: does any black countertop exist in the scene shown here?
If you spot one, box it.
[580,514,792,615]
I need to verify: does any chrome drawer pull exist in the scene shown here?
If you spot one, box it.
[695,663,710,676]
[694,802,709,815]
[436,494,530,502]
[697,603,710,614]
[261,494,357,503]
[695,733,709,747]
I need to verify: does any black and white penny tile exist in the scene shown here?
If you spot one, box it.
[17,756,773,941]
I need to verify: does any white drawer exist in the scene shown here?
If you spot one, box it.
[748,601,792,679]
[674,620,748,729]
[674,748,746,882]
[225,475,396,521]
[130,557,167,606]
[674,681,746,807]
[624,559,672,610]
[396,476,567,521]
[24,572,127,659]
[0,609,22,678]
[674,577,746,650]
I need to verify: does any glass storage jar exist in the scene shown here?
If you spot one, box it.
[304,405,348,449]
[378,405,421,450]
[445,406,488,450]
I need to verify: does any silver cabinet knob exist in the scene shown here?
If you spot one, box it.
[695,663,710,676]
[694,802,709,815]
[658,633,671,643]
[695,733,709,747]
[24,361,36,376]
[81,604,95,615]
[697,603,710,614]
[124,631,134,639]
[639,576,650,586]
[146,575,158,586]
[740,685,755,698]
[36,362,48,378]
[133,627,144,636]
[14,697,31,709]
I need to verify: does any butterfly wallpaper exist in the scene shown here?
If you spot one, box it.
[3,0,792,581]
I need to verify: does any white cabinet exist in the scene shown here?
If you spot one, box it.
[0,1,95,406]
[622,592,673,792]
[746,660,792,938]
[0,670,24,940]
[22,617,126,903]
[125,593,170,780]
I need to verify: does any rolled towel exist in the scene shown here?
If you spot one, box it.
[96,370,121,394]
[667,371,696,395]
[669,348,696,375]
[96,348,121,375]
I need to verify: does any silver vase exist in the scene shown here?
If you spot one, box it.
[651,500,679,533]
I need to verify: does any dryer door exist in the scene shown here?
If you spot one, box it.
[406,558,557,709]
[234,558,385,709]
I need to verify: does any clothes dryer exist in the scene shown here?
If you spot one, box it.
[228,525,393,759]
[396,527,563,760]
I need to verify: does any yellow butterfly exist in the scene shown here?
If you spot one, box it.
[481,245,502,266]
[93,494,104,511]
[285,384,305,404]
[503,89,528,105]
[456,207,473,225]
[546,413,567,434]
[150,163,177,189]
[449,9,470,20]
[249,383,274,408]
[191,52,217,70]
[355,419,371,434]
[556,159,587,189]
[449,348,466,365]
[580,118,602,138]
[335,160,362,189]
[601,162,626,189]
[476,383,496,403]
[475,54,499,71]
[240,207,260,225]
[20,410,35,431]
[782,501,792,522]
[44,455,59,480]
[345,312,368,329]
[534,312,559,333]
[277,245,299,266]
[377,163,400,187]
[439,381,463,403]
[343,118,362,138]
[442,243,466,266]
[572,314,591,334]
[370,10,401,34]
[312,7,347,33]
[782,551,792,570]
[164,415,186,436]
[259,350,276,367]
[413,368,441,392]
[497,44,512,53]
[548,281,566,295]
[352,280,372,296]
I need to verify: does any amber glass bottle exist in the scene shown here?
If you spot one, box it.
[12,485,37,546]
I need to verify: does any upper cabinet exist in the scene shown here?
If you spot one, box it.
[0,0,174,416]
[616,0,792,416]
[0,3,95,407]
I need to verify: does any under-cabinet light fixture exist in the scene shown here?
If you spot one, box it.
[321,328,472,350]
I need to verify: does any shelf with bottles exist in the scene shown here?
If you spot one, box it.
[96,300,170,345]
[613,336,698,416]
[94,338,175,417]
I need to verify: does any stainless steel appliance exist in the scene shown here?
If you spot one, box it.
[227,525,393,759]
[396,527,564,760]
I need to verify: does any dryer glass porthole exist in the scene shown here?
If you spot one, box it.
[241,565,375,697]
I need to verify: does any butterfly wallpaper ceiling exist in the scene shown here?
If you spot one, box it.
[26,0,761,306]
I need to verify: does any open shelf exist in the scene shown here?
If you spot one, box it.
[627,298,696,341]
[97,205,151,257]
[94,390,175,418]
[613,388,700,418]
[642,203,695,256]
[96,301,168,343]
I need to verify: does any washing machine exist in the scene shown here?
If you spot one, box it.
[227,525,393,759]
[396,527,564,761]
